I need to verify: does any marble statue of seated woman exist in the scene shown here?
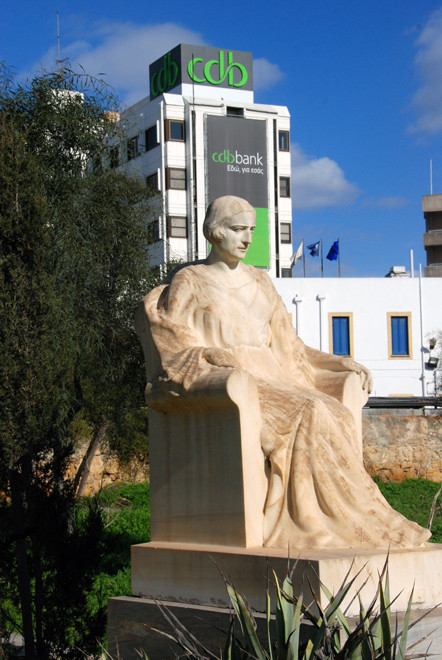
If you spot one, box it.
[139,195,430,550]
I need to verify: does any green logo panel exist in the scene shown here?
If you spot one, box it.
[243,208,270,268]
[149,44,253,98]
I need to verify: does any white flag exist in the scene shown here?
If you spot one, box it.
[291,241,304,266]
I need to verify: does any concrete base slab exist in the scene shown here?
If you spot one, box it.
[131,541,442,617]
[404,606,442,658]
[107,596,302,660]
[107,596,234,660]
[107,597,442,660]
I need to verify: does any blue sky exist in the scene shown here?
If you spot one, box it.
[2,0,442,276]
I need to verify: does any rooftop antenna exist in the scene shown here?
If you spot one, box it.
[430,158,433,195]
[57,10,61,74]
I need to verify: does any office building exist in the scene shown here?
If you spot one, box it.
[116,43,293,277]
[422,193,442,277]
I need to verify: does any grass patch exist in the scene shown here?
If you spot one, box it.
[84,481,150,620]
[0,481,151,654]
[376,478,442,542]
[65,481,151,646]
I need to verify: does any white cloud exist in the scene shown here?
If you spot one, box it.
[21,21,283,106]
[22,21,207,106]
[362,196,410,208]
[409,8,442,134]
[67,22,208,106]
[253,57,284,91]
[291,144,360,209]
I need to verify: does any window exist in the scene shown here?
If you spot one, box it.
[278,130,290,151]
[148,219,160,243]
[109,146,119,169]
[165,119,185,142]
[226,106,244,117]
[127,136,139,161]
[146,172,159,193]
[280,223,292,244]
[388,313,412,358]
[329,313,353,358]
[145,125,158,151]
[167,216,187,238]
[166,167,186,190]
[280,176,291,198]
[281,268,292,278]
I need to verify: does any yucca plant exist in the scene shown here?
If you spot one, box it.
[146,559,435,659]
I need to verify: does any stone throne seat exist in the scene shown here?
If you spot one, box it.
[135,297,369,549]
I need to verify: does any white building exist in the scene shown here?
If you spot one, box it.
[273,275,442,398]
[116,43,293,277]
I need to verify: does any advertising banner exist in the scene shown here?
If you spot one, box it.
[206,115,269,267]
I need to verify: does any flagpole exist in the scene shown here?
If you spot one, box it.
[303,238,305,278]
[320,239,323,278]
[338,238,341,277]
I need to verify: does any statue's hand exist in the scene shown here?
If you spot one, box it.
[343,359,373,393]
[306,347,373,393]
[203,348,240,369]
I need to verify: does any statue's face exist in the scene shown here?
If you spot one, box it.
[212,211,256,264]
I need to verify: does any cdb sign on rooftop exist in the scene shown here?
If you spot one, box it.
[149,44,253,98]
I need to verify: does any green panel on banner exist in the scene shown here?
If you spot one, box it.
[243,207,269,268]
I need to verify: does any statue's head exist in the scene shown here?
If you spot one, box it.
[203,196,256,244]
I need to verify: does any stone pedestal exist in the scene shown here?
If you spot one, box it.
[108,541,442,659]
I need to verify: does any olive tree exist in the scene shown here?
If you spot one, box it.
[0,63,156,657]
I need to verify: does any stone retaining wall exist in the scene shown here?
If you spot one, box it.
[68,441,149,496]
[362,409,442,482]
[73,409,442,494]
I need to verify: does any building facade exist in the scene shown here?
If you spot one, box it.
[116,44,293,277]
[422,193,442,277]
[273,275,442,398]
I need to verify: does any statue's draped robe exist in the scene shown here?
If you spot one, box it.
[144,264,430,549]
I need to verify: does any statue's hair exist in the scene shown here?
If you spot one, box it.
[203,196,256,243]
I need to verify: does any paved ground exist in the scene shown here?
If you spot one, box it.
[404,607,442,658]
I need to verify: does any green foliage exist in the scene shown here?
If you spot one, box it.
[74,482,151,642]
[0,61,154,657]
[1,482,150,655]
[94,482,151,567]
[0,488,108,655]
[0,60,154,477]
[148,561,431,659]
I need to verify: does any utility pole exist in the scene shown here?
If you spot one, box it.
[57,11,61,74]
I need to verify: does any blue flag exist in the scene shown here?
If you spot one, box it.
[307,241,320,257]
[326,240,339,261]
